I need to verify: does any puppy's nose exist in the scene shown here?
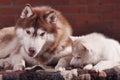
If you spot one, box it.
[29,47,36,54]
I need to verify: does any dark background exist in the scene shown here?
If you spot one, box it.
[0,0,120,41]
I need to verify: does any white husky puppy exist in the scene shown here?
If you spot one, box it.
[0,4,72,71]
[70,32,120,71]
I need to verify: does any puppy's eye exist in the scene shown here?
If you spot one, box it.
[26,30,31,35]
[40,32,45,36]
[76,56,81,59]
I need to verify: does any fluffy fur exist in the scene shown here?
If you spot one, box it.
[70,32,120,71]
[0,4,72,71]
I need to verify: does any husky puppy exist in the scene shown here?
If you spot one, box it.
[0,4,72,70]
[70,33,120,71]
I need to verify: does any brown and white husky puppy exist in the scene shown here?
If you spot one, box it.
[0,4,72,71]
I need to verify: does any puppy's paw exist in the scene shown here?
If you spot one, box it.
[83,64,93,70]
[13,64,24,71]
[0,59,11,69]
[92,65,104,72]
[55,67,66,71]
[60,69,78,80]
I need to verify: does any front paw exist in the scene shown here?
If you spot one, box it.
[55,67,66,71]
[92,65,104,72]
[60,69,78,80]
[13,64,25,71]
[0,59,11,69]
[83,64,93,70]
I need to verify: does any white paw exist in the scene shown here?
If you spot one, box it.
[13,64,24,71]
[0,59,11,69]
[92,65,104,72]
[83,64,93,70]
[60,69,78,80]
[55,67,66,71]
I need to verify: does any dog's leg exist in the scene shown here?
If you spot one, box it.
[0,38,19,59]
[11,54,25,71]
[55,55,72,70]
[26,64,55,72]
[93,60,120,72]
[0,58,12,69]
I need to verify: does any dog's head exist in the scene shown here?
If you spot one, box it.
[69,36,92,67]
[15,4,61,57]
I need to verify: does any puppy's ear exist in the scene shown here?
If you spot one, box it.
[81,44,88,51]
[69,36,79,42]
[81,43,91,54]
[20,4,33,19]
[45,11,57,24]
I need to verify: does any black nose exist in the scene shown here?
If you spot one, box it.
[29,47,36,55]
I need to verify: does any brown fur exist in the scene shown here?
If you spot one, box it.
[16,6,72,52]
[17,5,73,68]
[0,5,73,70]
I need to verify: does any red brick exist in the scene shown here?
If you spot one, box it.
[42,0,69,5]
[73,21,114,35]
[99,13,120,21]
[0,16,15,27]
[14,0,41,6]
[114,5,120,12]
[57,6,87,14]
[87,0,98,5]
[0,16,15,23]
[70,0,98,5]
[69,14,100,22]
[70,0,87,5]
[99,0,120,5]
[87,21,113,28]
[113,20,120,27]
[0,23,14,28]
[0,0,11,6]
[88,5,115,13]
[1,7,22,15]
[75,21,113,29]
[106,25,120,41]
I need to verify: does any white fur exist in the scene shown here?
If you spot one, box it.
[16,27,48,57]
[0,26,71,70]
[0,27,53,70]
[70,32,120,71]
[59,68,78,80]
[0,38,19,58]
[0,6,72,71]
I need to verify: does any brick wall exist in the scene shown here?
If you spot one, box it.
[0,0,120,41]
